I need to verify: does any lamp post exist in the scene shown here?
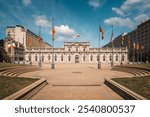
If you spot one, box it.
[111,46,114,67]
[23,34,25,64]
[111,26,114,68]
[133,43,135,64]
[38,26,41,67]
[29,47,32,65]
[120,48,122,66]
[51,18,55,69]
[51,39,55,69]
[98,29,101,69]
[17,38,20,64]
[98,18,102,69]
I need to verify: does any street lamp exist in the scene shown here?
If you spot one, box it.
[51,18,55,69]
[38,26,42,67]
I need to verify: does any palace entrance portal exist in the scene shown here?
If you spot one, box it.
[75,55,79,63]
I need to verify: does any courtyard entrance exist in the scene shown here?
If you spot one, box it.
[75,55,79,63]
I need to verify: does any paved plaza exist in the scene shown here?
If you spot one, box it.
[20,63,133,100]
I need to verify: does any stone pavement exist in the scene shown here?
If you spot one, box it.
[20,63,133,100]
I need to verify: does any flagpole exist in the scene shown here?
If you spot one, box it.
[140,46,143,63]
[17,38,20,64]
[137,45,139,64]
[29,43,32,65]
[111,26,114,68]
[51,18,55,69]
[23,34,25,64]
[133,43,135,64]
[38,26,41,67]
[98,18,101,69]
[120,33,123,65]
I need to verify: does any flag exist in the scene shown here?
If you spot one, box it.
[121,34,124,46]
[128,38,130,49]
[51,26,55,40]
[100,26,104,39]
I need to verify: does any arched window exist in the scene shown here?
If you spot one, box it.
[76,48,78,52]
[97,54,100,61]
[90,55,93,61]
[109,54,112,61]
[103,54,105,61]
[35,54,37,61]
[83,54,86,61]
[61,54,63,61]
[55,54,57,61]
[122,54,125,61]
[48,54,50,60]
[29,55,31,61]
[68,48,70,51]
[116,54,118,61]
[42,54,44,61]
[68,54,71,61]
[83,48,85,51]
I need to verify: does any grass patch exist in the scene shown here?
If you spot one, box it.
[112,75,150,99]
[0,62,28,69]
[123,63,150,69]
[0,76,38,99]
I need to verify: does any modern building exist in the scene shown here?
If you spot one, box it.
[5,38,24,63]
[25,42,128,65]
[6,25,52,48]
[104,19,150,62]
[5,25,52,63]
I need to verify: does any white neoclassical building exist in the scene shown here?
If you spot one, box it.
[25,42,128,65]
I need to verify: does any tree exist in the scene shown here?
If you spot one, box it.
[0,40,11,63]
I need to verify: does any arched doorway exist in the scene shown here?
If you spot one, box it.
[75,55,79,63]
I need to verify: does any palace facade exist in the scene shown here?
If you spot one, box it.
[25,42,128,65]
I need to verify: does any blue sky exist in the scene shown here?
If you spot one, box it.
[0,0,149,47]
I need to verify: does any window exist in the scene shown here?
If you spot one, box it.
[29,55,31,61]
[76,48,78,52]
[116,54,118,61]
[68,48,70,51]
[97,54,99,61]
[68,55,71,61]
[61,54,63,61]
[122,54,125,61]
[83,48,85,51]
[83,55,86,61]
[55,54,57,61]
[90,55,93,61]
[103,54,105,61]
[48,54,50,60]
[109,54,112,61]
[35,54,37,61]
[42,54,44,61]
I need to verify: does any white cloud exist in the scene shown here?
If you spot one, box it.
[55,25,77,42]
[112,0,149,16]
[88,0,105,8]
[22,0,31,6]
[112,7,125,16]
[104,17,134,28]
[34,15,51,27]
[134,14,149,23]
